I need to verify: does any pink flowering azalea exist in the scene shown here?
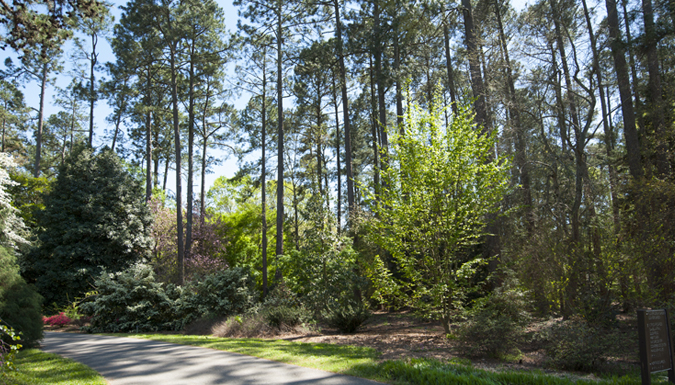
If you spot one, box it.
[43,313,71,327]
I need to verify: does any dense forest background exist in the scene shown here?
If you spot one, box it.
[1,0,675,346]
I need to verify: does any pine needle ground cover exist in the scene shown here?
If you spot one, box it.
[1,349,107,385]
[115,333,670,385]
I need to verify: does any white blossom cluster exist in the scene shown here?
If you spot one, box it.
[0,153,29,249]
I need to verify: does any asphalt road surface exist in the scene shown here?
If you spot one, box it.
[42,332,382,385]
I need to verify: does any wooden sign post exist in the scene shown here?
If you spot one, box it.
[638,309,675,384]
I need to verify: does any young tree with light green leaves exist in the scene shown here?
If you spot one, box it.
[366,91,510,334]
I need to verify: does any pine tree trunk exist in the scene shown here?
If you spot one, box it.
[186,45,196,260]
[605,0,643,180]
[641,0,670,177]
[145,69,152,202]
[262,65,268,297]
[442,13,458,115]
[494,0,533,235]
[581,0,621,232]
[332,76,341,231]
[35,61,47,178]
[275,4,284,280]
[461,0,487,128]
[169,43,185,285]
[333,0,354,215]
[88,31,97,147]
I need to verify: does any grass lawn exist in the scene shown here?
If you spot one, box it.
[1,349,107,385]
[113,333,671,385]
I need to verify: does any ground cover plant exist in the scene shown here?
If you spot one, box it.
[1,349,107,385]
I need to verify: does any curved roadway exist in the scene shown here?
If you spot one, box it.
[42,332,382,385]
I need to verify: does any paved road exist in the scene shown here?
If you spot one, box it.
[42,332,382,385]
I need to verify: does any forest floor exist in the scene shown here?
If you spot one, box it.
[275,311,642,379]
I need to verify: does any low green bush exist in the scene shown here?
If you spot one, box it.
[81,264,256,332]
[458,284,530,357]
[541,317,608,371]
[260,284,312,328]
[323,299,370,333]
[178,267,256,326]
[80,264,179,333]
[0,247,43,347]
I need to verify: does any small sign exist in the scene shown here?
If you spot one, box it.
[638,309,675,384]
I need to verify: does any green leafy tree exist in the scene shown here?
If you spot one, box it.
[22,145,153,306]
[366,92,510,333]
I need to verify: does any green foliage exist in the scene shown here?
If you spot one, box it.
[283,195,369,321]
[80,264,179,333]
[322,300,370,333]
[21,145,153,306]
[81,264,256,333]
[540,318,609,371]
[6,171,50,230]
[179,267,256,326]
[365,91,510,331]
[259,285,312,328]
[0,246,43,348]
[0,322,22,376]
[458,280,530,357]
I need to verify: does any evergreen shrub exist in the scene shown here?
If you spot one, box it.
[459,283,530,357]
[22,146,153,306]
[0,247,43,347]
[178,267,256,326]
[81,265,256,332]
[541,317,607,371]
[322,299,370,333]
[260,284,312,328]
[80,264,179,333]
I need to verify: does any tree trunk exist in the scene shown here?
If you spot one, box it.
[275,4,284,280]
[369,55,380,199]
[442,12,458,115]
[581,0,621,232]
[262,67,268,297]
[332,76,341,231]
[186,43,196,260]
[145,69,152,202]
[494,0,533,235]
[374,0,388,155]
[641,0,670,177]
[146,110,152,201]
[605,0,643,180]
[1,116,5,152]
[88,31,97,147]
[169,43,185,285]
[393,29,403,131]
[333,0,354,215]
[461,0,487,129]
[622,0,647,135]
[35,61,47,178]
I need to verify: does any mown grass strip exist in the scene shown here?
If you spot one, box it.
[1,349,108,385]
[113,333,668,385]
